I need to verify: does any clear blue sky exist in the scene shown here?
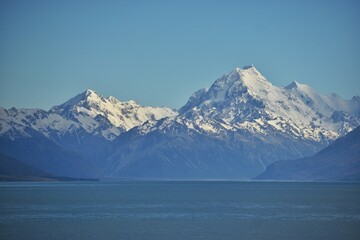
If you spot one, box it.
[0,0,359,110]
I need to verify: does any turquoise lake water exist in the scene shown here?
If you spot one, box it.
[0,181,360,240]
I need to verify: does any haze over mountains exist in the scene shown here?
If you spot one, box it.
[0,65,359,179]
[0,153,94,182]
[256,126,360,181]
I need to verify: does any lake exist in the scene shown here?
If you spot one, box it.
[0,181,359,240]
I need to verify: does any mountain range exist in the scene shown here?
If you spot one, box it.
[0,65,359,179]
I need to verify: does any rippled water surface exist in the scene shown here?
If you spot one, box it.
[1,181,360,240]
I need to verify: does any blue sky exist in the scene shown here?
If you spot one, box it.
[0,0,359,109]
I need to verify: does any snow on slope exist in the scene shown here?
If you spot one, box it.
[0,108,76,140]
[147,65,359,142]
[0,90,177,141]
[50,89,177,139]
[1,66,358,143]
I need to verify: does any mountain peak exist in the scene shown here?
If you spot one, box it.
[126,100,138,105]
[233,65,260,75]
[107,96,139,106]
[50,89,105,114]
[232,64,272,91]
[285,81,301,89]
[179,65,271,114]
[84,89,96,95]
[81,89,102,99]
[214,65,262,86]
[78,89,105,104]
[284,81,315,93]
[241,64,255,70]
[107,96,119,103]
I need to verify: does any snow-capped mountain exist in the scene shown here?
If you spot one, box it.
[50,89,177,140]
[0,90,176,177]
[132,65,359,143]
[105,65,360,179]
[176,65,359,141]
[0,65,359,179]
[0,89,177,141]
[0,107,75,140]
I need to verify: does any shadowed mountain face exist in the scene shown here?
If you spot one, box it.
[0,66,359,179]
[104,119,324,179]
[0,153,50,177]
[0,153,92,181]
[256,126,360,181]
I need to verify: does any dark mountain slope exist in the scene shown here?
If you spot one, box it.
[256,126,360,181]
[0,153,95,181]
[0,131,98,178]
